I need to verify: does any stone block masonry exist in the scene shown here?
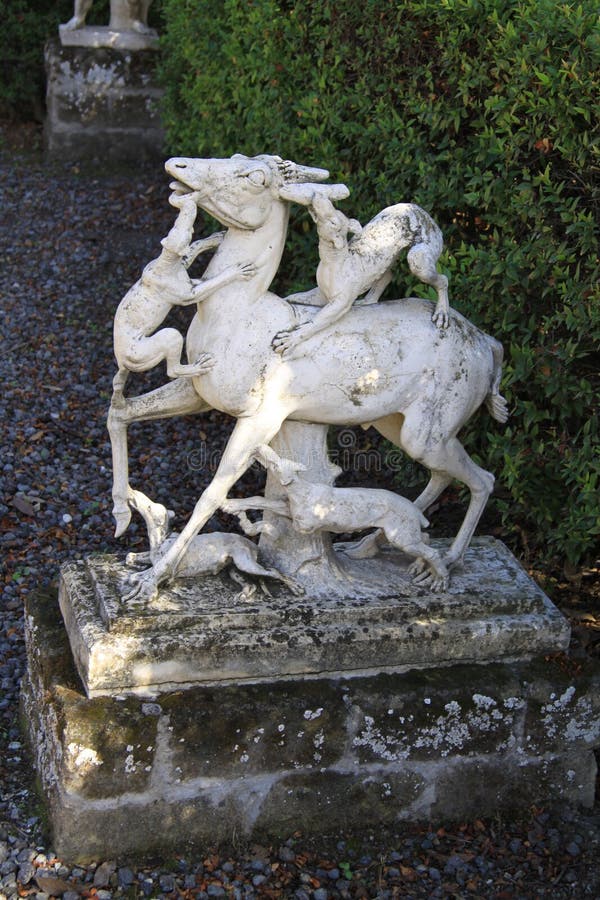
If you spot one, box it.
[44,38,164,164]
[22,589,599,864]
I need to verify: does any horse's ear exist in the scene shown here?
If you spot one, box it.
[279,160,330,183]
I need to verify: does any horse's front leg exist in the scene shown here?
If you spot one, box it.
[107,377,209,536]
[125,409,289,602]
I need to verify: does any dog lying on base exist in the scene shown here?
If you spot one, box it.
[225,446,450,592]
[124,489,303,600]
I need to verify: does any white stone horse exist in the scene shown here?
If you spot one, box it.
[108,154,507,603]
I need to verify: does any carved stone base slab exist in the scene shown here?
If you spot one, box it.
[58,538,569,698]
[22,587,599,863]
[59,25,159,51]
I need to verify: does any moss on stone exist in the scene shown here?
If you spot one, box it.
[163,679,345,779]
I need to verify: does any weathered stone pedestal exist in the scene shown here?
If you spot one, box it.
[44,37,164,163]
[22,539,599,863]
[59,25,159,52]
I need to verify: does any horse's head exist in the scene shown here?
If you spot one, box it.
[165,154,331,230]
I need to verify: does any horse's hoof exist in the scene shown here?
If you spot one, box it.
[114,507,132,538]
[123,571,160,604]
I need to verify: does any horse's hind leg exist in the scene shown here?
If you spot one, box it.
[341,413,454,561]
[107,376,209,537]
[407,244,449,327]
[401,416,494,570]
[337,412,406,558]
[395,471,454,576]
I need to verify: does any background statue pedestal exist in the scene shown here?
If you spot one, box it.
[59,24,159,51]
[22,544,600,862]
[44,37,163,163]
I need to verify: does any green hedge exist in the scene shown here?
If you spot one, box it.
[159,0,599,567]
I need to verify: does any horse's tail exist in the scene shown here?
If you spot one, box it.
[484,336,509,423]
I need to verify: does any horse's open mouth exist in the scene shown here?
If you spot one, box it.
[169,180,194,196]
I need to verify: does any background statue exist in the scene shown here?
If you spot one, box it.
[62,0,153,33]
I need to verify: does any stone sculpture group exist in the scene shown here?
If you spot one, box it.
[108,154,509,604]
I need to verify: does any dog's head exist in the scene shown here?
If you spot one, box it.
[274,457,307,486]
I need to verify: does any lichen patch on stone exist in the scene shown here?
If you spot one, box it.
[67,743,102,769]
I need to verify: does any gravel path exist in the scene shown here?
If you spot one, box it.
[1,123,599,898]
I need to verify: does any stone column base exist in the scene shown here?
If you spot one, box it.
[44,37,164,164]
[22,588,599,864]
